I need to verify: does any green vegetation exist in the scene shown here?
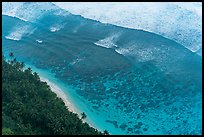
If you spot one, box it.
[2,128,14,135]
[103,130,109,135]
[2,54,102,135]
[81,112,87,119]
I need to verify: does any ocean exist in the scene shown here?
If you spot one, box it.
[2,3,202,135]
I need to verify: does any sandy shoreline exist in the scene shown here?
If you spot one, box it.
[40,76,77,113]
[39,76,100,132]
[19,62,102,132]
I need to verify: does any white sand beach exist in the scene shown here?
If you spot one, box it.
[20,63,101,132]
[39,76,78,113]
[39,76,100,132]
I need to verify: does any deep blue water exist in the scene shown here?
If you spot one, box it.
[2,10,202,135]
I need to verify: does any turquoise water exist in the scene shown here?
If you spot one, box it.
[4,56,126,134]
[2,11,202,135]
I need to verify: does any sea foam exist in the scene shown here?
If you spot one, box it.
[94,33,120,49]
[36,39,43,43]
[53,2,202,56]
[5,25,33,41]
[50,23,66,32]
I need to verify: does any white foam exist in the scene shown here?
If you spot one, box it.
[94,33,120,49]
[3,2,201,55]
[172,2,202,17]
[115,48,131,55]
[50,23,66,32]
[5,36,20,41]
[115,44,165,62]
[5,25,31,41]
[95,40,117,49]
[135,48,155,62]
[115,42,136,55]
[53,9,70,16]
[50,27,60,32]
[53,2,202,56]
[36,40,43,43]
[2,2,59,22]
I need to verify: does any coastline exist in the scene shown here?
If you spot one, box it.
[40,76,77,113]
[4,57,117,135]
[38,76,101,132]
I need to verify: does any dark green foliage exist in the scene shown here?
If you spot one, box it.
[81,112,87,119]
[9,52,14,58]
[2,56,102,135]
[103,130,109,135]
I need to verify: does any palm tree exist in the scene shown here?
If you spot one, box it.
[26,67,32,74]
[81,112,87,119]
[33,72,40,80]
[9,52,14,58]
[103,130,109,135]
[9,52,14,64]
[13,58,17,63]
[28,67,32,71]
[20,62,25,69]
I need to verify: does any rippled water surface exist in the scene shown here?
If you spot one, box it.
[2,12,202,135]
